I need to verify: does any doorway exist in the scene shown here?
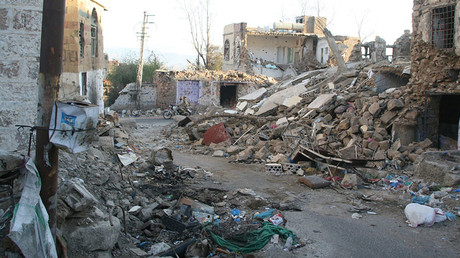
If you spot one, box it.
[220,83,237,108]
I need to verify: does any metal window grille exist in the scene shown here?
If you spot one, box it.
[432,5,455,49]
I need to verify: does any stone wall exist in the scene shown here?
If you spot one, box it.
[0,0,43,151]
[410,0,460,100]
[60,0,107,112]
[110,83,157,111]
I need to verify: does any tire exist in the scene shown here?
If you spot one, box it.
[162,110,173,119]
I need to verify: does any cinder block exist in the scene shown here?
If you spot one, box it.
[64,179,98,212]
[282,163,302,174]
[265,163,283,176]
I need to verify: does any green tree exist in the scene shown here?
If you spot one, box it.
[105,52,164,106]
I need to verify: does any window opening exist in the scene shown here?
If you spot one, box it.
[91,9,98,57]
[224,40,230,61]
[432,5,455,49]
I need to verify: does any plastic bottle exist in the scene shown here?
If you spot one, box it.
[283,235,293,251]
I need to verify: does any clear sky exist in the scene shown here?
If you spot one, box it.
[102,0,413,69]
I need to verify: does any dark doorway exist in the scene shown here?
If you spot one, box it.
[438,94,460,149]
[220,83,237,108]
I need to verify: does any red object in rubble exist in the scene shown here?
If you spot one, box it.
[203,122,233,146]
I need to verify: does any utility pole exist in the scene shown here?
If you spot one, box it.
[36,0,66,240]
[135,11,154,110]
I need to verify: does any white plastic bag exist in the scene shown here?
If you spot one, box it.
[9,156,57,258]
[404,203,446,228]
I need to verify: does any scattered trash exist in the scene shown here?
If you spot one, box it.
[351,213,363,219]
[404,203,447,228]
[268,212,286,226]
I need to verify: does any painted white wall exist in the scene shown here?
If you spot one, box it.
[316,38,329,65]
[247,34,302,64]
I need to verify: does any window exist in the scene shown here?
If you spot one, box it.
[224,40,230,61]
[432,5,455,49]
[288,48,294,64]
[79,22,84,57]
[91,9,98,57]
[81,72,87,95]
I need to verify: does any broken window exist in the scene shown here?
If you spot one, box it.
[79,22,84,57]
[91,9,98,57]
[224,40,230,61]
[432,5,455,49]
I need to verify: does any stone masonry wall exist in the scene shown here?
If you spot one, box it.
[0,0,43,151]
[410,0,460,101]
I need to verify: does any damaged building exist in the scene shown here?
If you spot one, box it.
[0,0,108,151]
[409,0,460,149]
[0,0,43,151]
[60,0,108,113]
[222,16,360,79]
[110,70,276,111]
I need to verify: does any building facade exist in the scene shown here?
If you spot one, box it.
[410,0,460,148]
[61,0,108,113]
[223,16,360,78]
[0,0,43,151]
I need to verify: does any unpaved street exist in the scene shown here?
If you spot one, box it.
[131,117,460,257]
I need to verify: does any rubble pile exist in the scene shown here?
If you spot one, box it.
[175,69,278,87]
[167,61,439,175]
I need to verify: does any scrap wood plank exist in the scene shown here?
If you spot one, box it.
[297,146,384,168]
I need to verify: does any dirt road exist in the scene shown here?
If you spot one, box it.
[132,117,460,257]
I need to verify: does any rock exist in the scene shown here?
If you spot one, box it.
[380,111,397,124]
[341,173,363,187]
[413,151,460,186]
[276,117,289,126]
[62,179,98,212]
[212,150,225,157]
[226,145,240,154]
[368,102,381,116]
[138,203,159,222]
[149,242,171,256]
[119,118,137,131]
[269,154,289,163]
[334,105,348,114]
[387,99,405,111]
[62,216,120,252]
[254,146,270,160]
[149,147,173,165]
[0,150,24,172]
[338,119,350,130]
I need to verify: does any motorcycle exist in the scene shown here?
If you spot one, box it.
[162,104,192,119]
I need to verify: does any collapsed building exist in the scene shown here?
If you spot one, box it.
[409,0,460,149]
[110,70,276,111]
[222,16,360,79]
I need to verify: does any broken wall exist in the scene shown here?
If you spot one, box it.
[410,0,460,147]
[110,83,157,111]
[410,0,460,99]
[60,0,107,113]
[0,0,43,151]
[155,71,176,109]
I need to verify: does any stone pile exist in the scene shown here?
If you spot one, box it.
[170,61,441,173]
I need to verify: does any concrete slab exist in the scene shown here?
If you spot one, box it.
[236,101,248,111]
[307,94,336,110]
[282,96,303,107]
[239,88,267,101]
